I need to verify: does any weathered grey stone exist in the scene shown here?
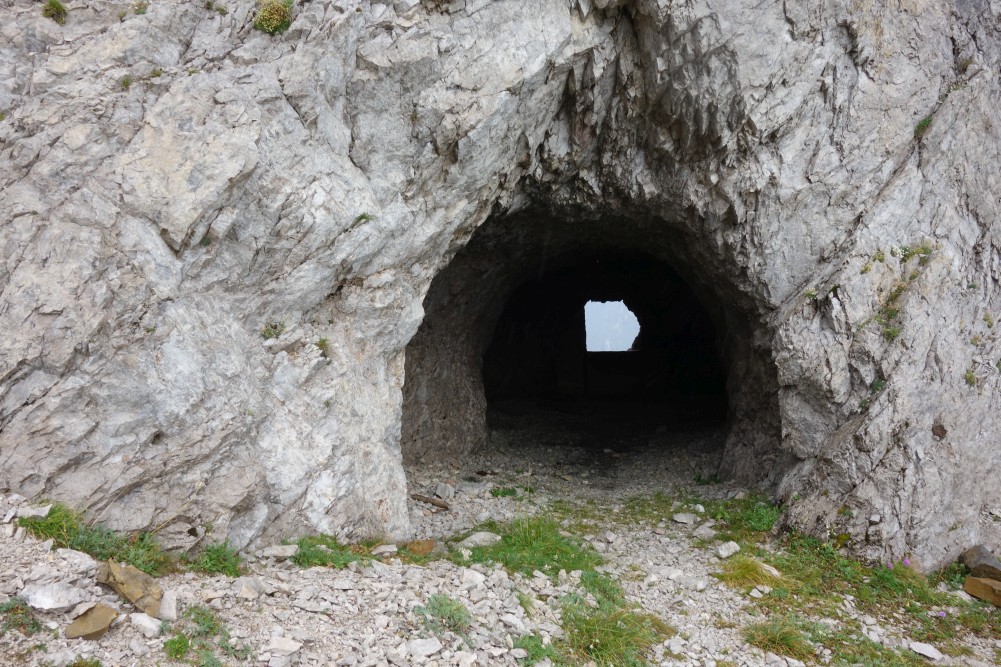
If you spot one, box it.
[21,582,88,613]
[0,0,997,571]
[909,641,944,661]
[261,545,300,561]
[129,612,161,638]
[716,542,740,560]
[457,532,502,548]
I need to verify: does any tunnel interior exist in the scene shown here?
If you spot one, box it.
[482,254,728,423]
[401,208,784,486]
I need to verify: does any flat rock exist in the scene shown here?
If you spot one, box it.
[963,576,1001,607]
[97,560,162,617]
[457,532,502,548]
[261,545,300,560]
[407,636,443,658]
[961,545,1001,581]
[716,541,740,559]
[267,637,303,656]
[672,513,698,525]
[65,603,118,640]
[371,544,398,556]
[22,582,89,613]
[909,641,943,660]
[17,504,52,519]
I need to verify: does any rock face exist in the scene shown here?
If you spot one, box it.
[0,0,999,567]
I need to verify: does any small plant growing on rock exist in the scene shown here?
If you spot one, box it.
[253,0,293,34]
[0,598,43,636]
[120,76,133,90]
[260,321,285,339]
[315,338,329,357]
[914,116,933,139]
[133,1,149,14]
[189,542,242,577]
[964,368,977,387]
[42,0,67,24]
[415,594,472,637]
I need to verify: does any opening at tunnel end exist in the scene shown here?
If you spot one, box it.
[585,300,640,352]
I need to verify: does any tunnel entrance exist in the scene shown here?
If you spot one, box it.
[401,209,784,489]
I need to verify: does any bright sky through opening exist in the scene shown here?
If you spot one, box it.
[585,300,640,352]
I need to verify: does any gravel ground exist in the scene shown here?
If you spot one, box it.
[2,400,999,667]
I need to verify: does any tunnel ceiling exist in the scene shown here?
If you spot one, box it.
[402,207,788,485]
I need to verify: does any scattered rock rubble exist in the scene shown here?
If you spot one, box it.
[3,432,1001,667]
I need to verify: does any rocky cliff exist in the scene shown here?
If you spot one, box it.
[1,0,999,567]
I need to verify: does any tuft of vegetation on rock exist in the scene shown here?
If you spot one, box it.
[42,0,67,24]
[253,0,293,34]
[18,502,172,576]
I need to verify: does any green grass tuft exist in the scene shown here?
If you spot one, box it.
[42,0,67,24]
[744,615,814,660]
[415,594,472,637]
[189,542,242,577]
[291,535,362,568]
[0,598,43,636]
[914,116,932,139]
[18,503,171,576]
[164,632,190,659]
[562,596,674,666]
[513,634,558,665]
[458,516,602,577]
[716,555,783,589]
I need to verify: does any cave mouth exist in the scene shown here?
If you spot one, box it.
[401,208,782,487]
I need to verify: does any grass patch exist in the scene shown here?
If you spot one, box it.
[164,605,251,666]
[716,555,783,589]
[18,503,171,576]
[189,542,242,577]
[457,516,601,577]
[914,116,932,139]
[415,594,472,637]
[0,598,43,636]
[744,614,814,661]
[42,0,67,24]
[513,634,558,665]
[290,535,362,569]
[561,596,674,667]
[491,486,518,498]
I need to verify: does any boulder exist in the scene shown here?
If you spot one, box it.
[963,577,1001,608]
[961,545,1001,582]
[96,561,162,617]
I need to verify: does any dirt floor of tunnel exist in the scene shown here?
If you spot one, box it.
[405,397,730,541]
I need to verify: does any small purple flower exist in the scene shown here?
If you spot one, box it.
[887,561,894,569]
[903,558,910,567]
[937,611,947,618]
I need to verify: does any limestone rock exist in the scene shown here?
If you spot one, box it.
[65,603,118,640]
[0,0,997,571]
[157,589,178,622]
[961,545,1001,581]
[97,561,162,617]
[672,514,698,525]
[716,542,740,559]
[457,532,502,548]
[909,641,944,661]
[407,636,442,659]
[129,612,161,638]
[261,545,300,561]
[21,582,88,613]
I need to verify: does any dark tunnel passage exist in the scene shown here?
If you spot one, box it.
[482,254,728,424]
[401,209,785,487]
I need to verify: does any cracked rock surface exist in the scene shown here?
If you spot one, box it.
[1,0,1000,568]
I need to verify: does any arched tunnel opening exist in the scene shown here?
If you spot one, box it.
[401,208,785,490]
